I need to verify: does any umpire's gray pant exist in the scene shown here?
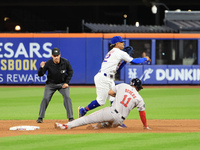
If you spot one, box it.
[38,83,73,119]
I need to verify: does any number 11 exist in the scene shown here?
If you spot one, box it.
[120,95,131,107]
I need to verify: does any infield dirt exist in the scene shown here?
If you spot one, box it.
[1,119,200,137]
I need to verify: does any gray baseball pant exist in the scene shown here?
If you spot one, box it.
[66,107,124,129]
[38,83,73,119]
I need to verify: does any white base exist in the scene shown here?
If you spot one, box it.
[9,126,40,131]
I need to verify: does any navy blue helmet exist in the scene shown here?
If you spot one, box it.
[130,78,143,91]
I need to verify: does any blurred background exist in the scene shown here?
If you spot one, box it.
[1,0,200,33]
[0,0,200,85]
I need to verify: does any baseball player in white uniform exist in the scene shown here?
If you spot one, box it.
[78,36,151,128]
[55,78,151,130]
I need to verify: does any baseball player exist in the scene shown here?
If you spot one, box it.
[55,78,151,130]
[78,36,151,127]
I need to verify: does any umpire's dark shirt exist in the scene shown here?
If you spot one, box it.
[38,57,73,84]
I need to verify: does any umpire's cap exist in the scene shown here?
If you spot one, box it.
[52,48,60,55]
[130,78,143,91]
[111,36,125,44]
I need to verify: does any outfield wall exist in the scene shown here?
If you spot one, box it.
[125,65,200,84]
[0,33,200,85]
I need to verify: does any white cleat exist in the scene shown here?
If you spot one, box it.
[55,122,67,129]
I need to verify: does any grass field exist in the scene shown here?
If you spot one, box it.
[0,86,200,150]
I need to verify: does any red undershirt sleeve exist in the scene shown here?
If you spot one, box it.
[139,111,147,127]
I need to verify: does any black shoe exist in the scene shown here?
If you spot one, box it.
[36,118,43,123]
[68,118,74,122]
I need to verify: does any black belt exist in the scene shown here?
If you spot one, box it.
[114,109,125,120]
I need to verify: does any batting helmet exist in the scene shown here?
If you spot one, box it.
[130,78,143,91]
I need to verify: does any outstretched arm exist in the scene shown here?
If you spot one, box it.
[130,56,151,64]
[139,111,151,130]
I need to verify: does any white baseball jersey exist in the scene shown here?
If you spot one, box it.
[100,48,133,74]
[94,48,133,105]
[66,83,145,129]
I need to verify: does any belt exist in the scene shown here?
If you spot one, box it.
[104,73,114,79]
[99,71,114,79]
[114,109,125,120]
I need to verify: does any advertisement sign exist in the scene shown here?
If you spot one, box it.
[0,38,55,84]
[125,65,200,84]
[0,35,103,85]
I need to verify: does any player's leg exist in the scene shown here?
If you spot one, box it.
[68,107,114,129]
[108,79,115,105]
[79,74,110,117]
[78,99,100,117]
[37,84,56,123]
[108,80,127,128]
[59,87,74,121]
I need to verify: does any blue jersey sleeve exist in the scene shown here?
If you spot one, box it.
[130,57,147,64]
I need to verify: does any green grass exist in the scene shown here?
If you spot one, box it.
[138,88,200,119]
[0,86,200,150]
[0,87,199,120]
[1,133,200,150]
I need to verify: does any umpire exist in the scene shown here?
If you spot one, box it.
[36,48,74,123]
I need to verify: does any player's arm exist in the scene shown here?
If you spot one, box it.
[108,89,116,97]
[117,61,127,72]
[117,56,150,72]
[117,57,143,72]
[117,50,151,72]
[130,56,151,64]
[139,110,151,130]
[38,61,47,76]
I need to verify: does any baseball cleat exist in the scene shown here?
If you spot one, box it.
[68,118,74,122]
[118,123,128,128]
[55,122,67,129]
[78,106,86,118]
[36,118,43,123]
[55,122,62,128]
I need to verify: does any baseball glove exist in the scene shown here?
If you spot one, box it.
[123,46,135,57]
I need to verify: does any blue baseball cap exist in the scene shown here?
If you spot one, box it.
[111,36,125,44]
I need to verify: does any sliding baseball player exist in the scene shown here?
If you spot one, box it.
[55,78,151,130]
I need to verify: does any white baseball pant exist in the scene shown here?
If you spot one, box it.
[94,73,115,105]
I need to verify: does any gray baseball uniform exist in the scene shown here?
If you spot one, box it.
[65,83,145,129]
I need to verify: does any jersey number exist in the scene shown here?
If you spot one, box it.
[103,53,111,62]
[120,95,131,107]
